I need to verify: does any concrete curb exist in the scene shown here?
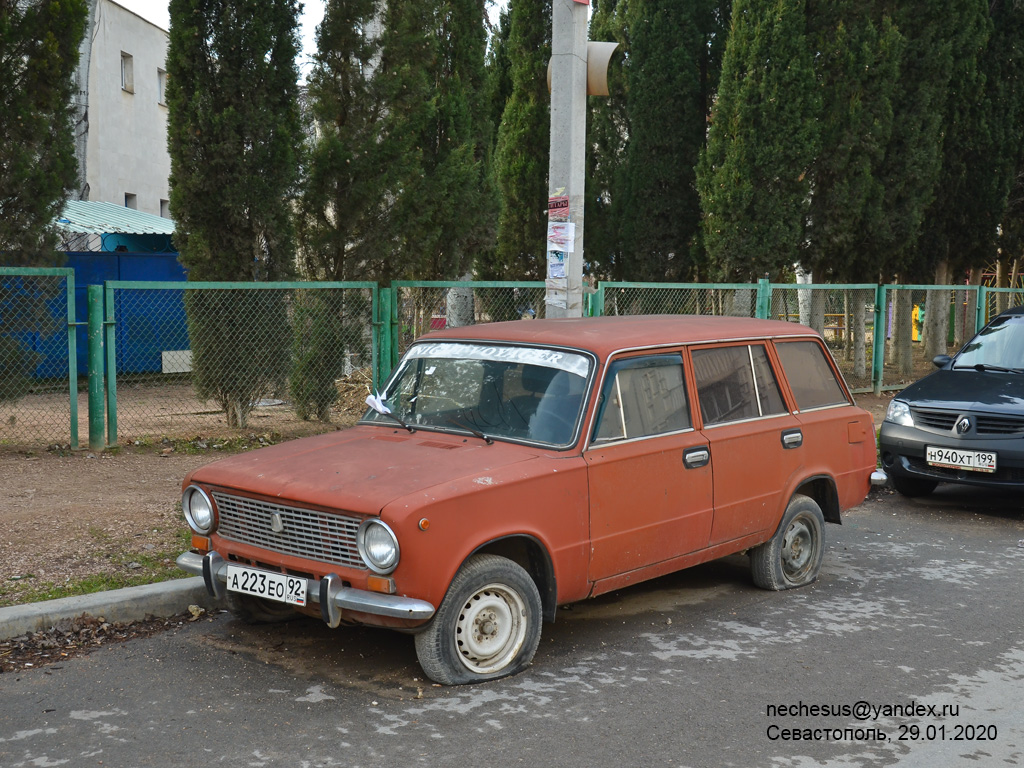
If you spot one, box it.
[0,577,223,641]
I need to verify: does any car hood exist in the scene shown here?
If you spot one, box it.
[897,369,1024,414]
[185,425,544,514]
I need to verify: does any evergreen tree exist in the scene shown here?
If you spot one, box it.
[0,0,88,264]
[167,0,302,280]
[802,1,900,283]
[483,0,551,280]
[296,0,388,281]
[166,0,303,427]
[618,0,729,282]
[697,0,820,282]
[585,0,630,280]
[398,0,495,280]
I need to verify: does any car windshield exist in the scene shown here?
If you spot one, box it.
[954,316,1024,371]
[362,342,592,446]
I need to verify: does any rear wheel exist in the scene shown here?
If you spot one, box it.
[414,554,542,685]
[751,494,825,591]
[892,474,938,498]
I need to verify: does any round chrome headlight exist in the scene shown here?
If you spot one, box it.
[357,519,400,574]
[182,485,216,534]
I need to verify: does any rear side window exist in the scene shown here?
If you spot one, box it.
[775,340,849,411]
[692,345,786,426]
[593,355,690,443]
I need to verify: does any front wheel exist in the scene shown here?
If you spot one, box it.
[414,554,542,685]
[750,494,825,591]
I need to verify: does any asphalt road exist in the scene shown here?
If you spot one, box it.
[1,485,1022,768]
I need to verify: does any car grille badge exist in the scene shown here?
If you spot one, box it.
[270,512,285,533]
[955,416,972,435]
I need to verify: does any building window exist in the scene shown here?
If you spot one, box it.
[160,199,171,218]
[125,193,137,209]
[157,68,167,104]
[121,52,134,92]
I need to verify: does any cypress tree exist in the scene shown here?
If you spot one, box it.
[166,0,303,427]
[483,0,551,281]
[697,0,820,282]
[619,0,729,282]
[0,0,88,264]
[397,0,495,280]
[296,0,387,281]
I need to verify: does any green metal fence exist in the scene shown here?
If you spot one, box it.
[4,274,1023,450]
[0,267,79,448]
[99,281,377,446]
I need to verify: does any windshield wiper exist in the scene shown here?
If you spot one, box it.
[971,363,1024,374]
[364,394,415,433]
[446,418,494,445]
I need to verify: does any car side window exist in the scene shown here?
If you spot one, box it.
[692,344,786,426]
[774,340,849,411]
[592,355,690,443]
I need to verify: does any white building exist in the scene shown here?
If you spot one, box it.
[72,0,171,219]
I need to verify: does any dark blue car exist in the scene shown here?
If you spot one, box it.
[878,305,1024,497]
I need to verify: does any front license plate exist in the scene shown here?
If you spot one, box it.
[926,446,997,473]
[226,565,307,606]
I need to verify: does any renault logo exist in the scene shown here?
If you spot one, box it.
[270,513,285,533]
[955,416,971,435]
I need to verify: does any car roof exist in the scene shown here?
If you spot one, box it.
[420,315,820,358]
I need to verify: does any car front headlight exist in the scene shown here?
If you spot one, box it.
[885,399,914,427]
[357,519,400,574]
[182,485,216,534]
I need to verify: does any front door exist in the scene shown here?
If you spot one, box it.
[586,354,714,581]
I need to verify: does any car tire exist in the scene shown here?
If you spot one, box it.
[225,592,297,624]
[750,494,825,591]
[414,554,542,685]
[892,474,938,498]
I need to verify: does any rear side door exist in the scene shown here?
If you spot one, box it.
[585,354,714,581]
[690,343,803,545]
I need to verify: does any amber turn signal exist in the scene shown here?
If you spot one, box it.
[191,534,211,554]
[418,518,430,531]
[367,575,396,594]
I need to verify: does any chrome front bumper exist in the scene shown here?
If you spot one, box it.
[176,551,435,627]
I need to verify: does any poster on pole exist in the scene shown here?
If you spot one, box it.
[548,193,570,222]
[547,250,567,279]
[546,222,575,253]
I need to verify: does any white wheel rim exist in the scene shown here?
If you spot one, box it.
[455,583,527,674]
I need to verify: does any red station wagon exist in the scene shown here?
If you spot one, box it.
[177,316,882,684]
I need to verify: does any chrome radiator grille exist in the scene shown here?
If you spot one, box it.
[213,492,366,570]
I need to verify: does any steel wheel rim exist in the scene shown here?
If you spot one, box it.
[455,583,527,674]
[781,516,817,581]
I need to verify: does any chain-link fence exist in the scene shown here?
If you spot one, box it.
[105,282,375,444]
[0,268,78,449]
[6,274,1022,450]
[598,282,764,318]
[392,281,547,358]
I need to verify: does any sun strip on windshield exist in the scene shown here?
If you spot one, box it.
[406,342,591,378]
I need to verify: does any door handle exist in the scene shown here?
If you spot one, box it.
[683,447,710,468]
[781,429,803,449]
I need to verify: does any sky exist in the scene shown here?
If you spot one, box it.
[117,0,505,80]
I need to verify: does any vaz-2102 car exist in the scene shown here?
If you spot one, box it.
[178,315,883,684]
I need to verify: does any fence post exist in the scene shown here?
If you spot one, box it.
[591,282,605,317]
[755,278,771,319]
[87,284,105,450]
[871,284,887,395]
[104,282,118,446]
[374,286,396,391]
[976,285,988,330]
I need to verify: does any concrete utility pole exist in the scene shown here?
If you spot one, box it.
[545,0,589,318]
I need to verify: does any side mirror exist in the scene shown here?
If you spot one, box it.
[932,355,952,369]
